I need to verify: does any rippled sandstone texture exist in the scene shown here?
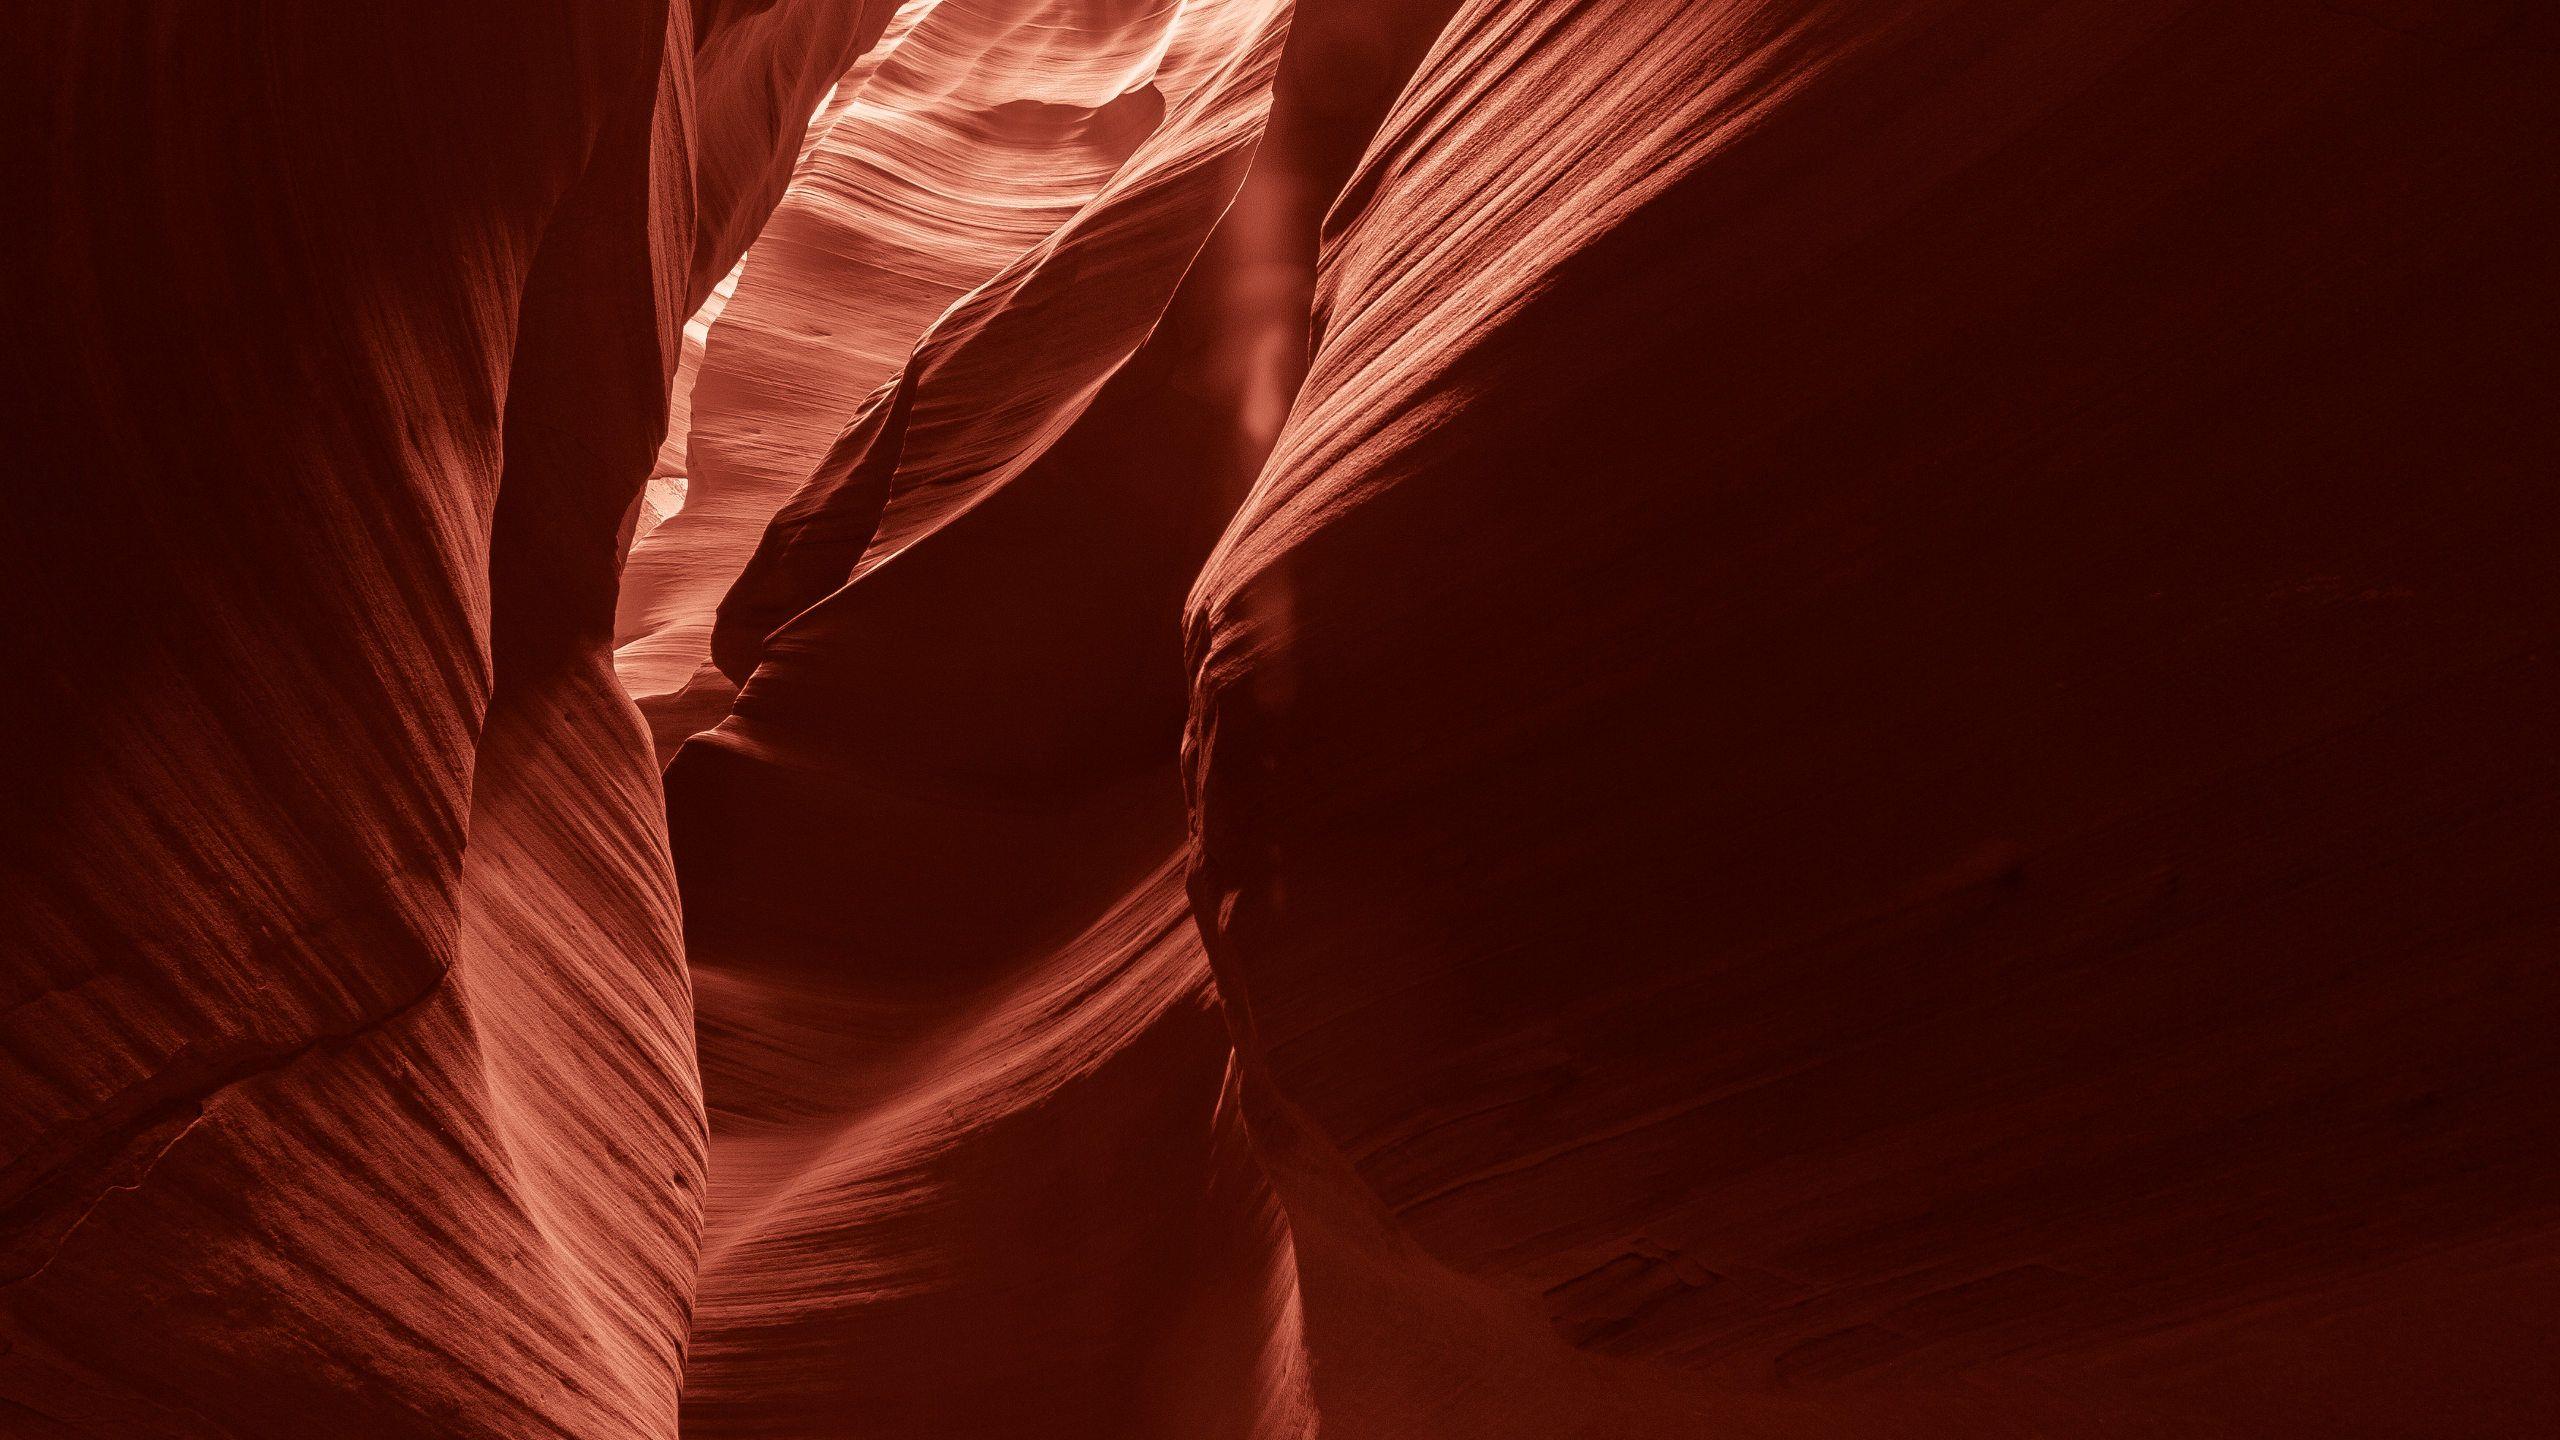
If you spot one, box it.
[7,0,2558,1437]
[648,2,1313,1435]
[1,2,877,1434]
[1188,0,2560,1434]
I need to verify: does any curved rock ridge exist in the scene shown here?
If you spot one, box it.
[11,0,2556,1434]
[618,0,1183,760]
[1187,0,2560,1434]
[678,852,1312,1438]
[2,3,903,1435]
[682,0,906,306]
[707,0,1294,728]
[660,3,1308,1434]
[638,2,939,555]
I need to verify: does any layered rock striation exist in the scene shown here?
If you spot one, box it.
[7,2,2555,1437]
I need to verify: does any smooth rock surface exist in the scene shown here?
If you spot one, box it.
[1186,1,2560,1434]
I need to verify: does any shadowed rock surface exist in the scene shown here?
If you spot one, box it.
[1186,1,2560,1433]
[6,1,2554,1436]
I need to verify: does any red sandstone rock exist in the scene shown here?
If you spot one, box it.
[1,4,879,1434]
[7,1,2555,1436]
[618,0,1178,761]
[1187,1,2560,1434]
[661,3,1309,1433]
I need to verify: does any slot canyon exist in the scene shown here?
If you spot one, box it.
[4,2,2555,1436]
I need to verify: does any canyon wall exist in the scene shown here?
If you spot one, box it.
[1,3,877,1434]
[1186,1,2560,1434]
[6,1,2555,1437]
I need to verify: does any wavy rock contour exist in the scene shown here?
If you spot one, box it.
[7,1,2555,1436]
[658,1,1310,1435]
[2,3,885,1434]
[1186,1,2560,1434]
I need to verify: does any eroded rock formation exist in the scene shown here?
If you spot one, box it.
[0,2,873,1433]
[6,1,2554,1437]
[650,1,1310,1433]
[1188,1,2560,1434]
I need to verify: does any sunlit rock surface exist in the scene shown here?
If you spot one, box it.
[1,6,713,1435]
[6,1,2554,1437]
[656,3,1311,1434]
